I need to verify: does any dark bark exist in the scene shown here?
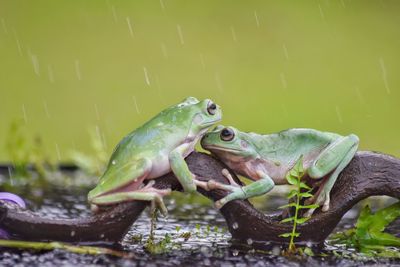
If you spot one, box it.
[0,151,399,244]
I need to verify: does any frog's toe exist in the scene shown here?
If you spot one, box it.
[304,208,316,218]
[90,204,100,213]
[322,194,330,212]
[222,169,240,187]
[214,198,227,210]
[153,195,168,217]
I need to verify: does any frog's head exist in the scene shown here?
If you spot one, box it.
[201,125,258,162]
[173,97,222,138]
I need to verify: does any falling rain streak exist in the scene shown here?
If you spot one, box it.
[161,43,168,59]
[126,17,134,37]
[215,72,223,92]
[379,57,390,94]
[335,106,343,124]
[280,73,287,89]
[75,60,82,80]
[143,67,151,86]
[283,44,289,60]
[55,143,61,161]
[31,54,40,76]
[48,64,55,83]
[22,104,28,123]
[1,18,7,34]
[132,96,141,114]
[230,26,237,42]
[254,11,260,28]
[43,100,51,118]
[13,29,22,56]
[318,4,325,20]
[177,24,184,45]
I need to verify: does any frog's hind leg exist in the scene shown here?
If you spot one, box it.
[305,134,359,216]
[91,180,171,216]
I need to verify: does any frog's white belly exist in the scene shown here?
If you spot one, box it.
[147,154,171,179]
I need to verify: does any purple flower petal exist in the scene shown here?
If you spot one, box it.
[0,192,26,209]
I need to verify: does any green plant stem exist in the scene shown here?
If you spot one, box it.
[0,239,131,257]
[289,189,300,252]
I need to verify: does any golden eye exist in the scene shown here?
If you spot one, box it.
[220,127,234,141]
[207,101,217,115]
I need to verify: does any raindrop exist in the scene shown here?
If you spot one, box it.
[126,17,134,37]
[70,230,75,237]
[254,11,260,28]
[143,67,151,86]
[379,57,390,94]
[272,245,281,255]
[177,24,184,45]
[230,26,237,42]
[75,60,82,80]
[112,160,116,165]
[232,222,239,229]
[283,43,289,60]
[1,18,7,34]
[280,72,287,89]
[47,64,55,83]
[161,43,168,59]
[335,106,343,124]
[232,249,239,256]
[31,54,40,76]
[247,238,253,245]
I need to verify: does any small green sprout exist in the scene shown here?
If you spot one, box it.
[279,156,319,253]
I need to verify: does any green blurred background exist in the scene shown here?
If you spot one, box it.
[1,0,399,162]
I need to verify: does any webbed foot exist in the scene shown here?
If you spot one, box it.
[211,169,244,209]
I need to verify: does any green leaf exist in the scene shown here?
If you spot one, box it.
[279,233,292,238]
[299,182,311,190]
[298,192,313,198]
[287,189,298,199]
[281,217,295,223]
[286,174,298,185]
[296,217,310,224]
[278,202,297,209]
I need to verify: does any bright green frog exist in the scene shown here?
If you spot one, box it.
[201,126,359,216]
[88,97,222,215]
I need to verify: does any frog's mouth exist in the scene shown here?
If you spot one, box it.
[202,144,242,154]
[88,176,146,203]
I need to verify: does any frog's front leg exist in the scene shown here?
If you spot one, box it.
[208,169,275,209]
[304,134,359,217]
[169,144,197,193]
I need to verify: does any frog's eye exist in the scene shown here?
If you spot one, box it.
[220,127,235,141]
[207,101,217,115]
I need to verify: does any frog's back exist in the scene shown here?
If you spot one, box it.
[248,128,341,162]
